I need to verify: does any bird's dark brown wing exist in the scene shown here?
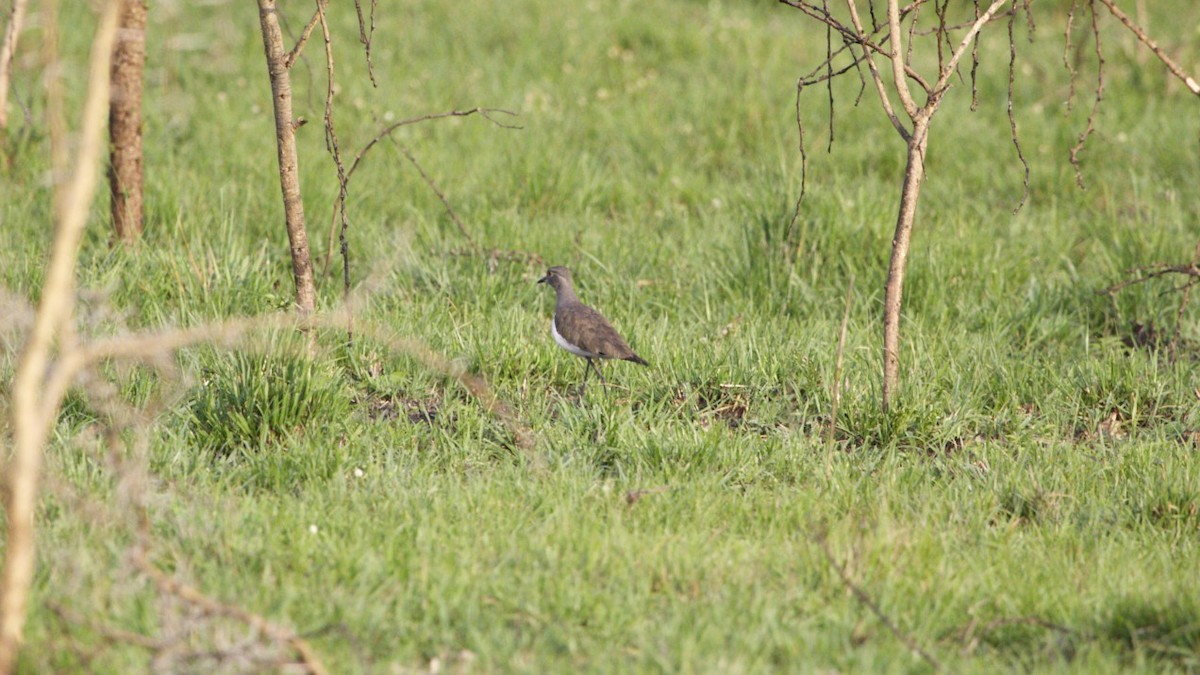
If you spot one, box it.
[555,302,642,362]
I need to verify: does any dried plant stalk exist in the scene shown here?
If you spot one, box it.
[0,2,121,670]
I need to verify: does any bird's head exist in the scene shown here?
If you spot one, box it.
[537,266,572,290]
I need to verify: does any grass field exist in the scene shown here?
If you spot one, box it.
[3,0,1200,672]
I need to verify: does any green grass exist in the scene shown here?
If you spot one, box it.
[3,0,1200,672]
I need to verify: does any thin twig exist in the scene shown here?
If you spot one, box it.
[319,108,519,275]
[1168,242,1200,360]
[1069,0,1104,189]
[283,6,322,69]
[969,0,980,109]
[1063,0,1079,110]
[353,0,378,87]
[786,79,809,257]
[1095,0,1200,96]
[1006,0,1030,213]
[391,140,477,247]
[816,532,944,672]
[1103,262,1200,296]
[928,0,1011,104]
[845,0,911,139]
[313,1,353,304]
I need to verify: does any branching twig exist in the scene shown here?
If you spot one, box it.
[283,5,322,70]
[815,532,944,671]
[319,108,520,275]
[845,0,911,139]
[313,1,353,305]
[391,140,477,247]
[1103,262,1200,296]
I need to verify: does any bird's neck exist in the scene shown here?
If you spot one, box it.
[554,284,579,306]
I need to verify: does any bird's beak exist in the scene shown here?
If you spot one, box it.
[536,273,550,285]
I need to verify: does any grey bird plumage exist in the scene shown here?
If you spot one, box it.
[537,266,647,391]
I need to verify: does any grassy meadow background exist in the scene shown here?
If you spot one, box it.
[2,0,1200,671]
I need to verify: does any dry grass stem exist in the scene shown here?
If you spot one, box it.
[1,2,121,669]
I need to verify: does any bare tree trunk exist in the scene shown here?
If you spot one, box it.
[0,2,120,670]
[0,0,29,130]
[881,120,928,412]
[109,0,146,242]
[257,0,317,316]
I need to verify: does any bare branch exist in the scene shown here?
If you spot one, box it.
[1103,262,1200,296]
[970,0,981,109]
[886,0,920,118]
[928,0,1011,104]
[1069,0,1104,189]
[824,0,835,152]
[782,0,934,95]
[846,0,911,139]
[785,79,809,248]
[391,141,477,247]
[1063,0,1079,110]
[1095,0,1199,96]
[320,108,519,275]
[313,0,353,305]
[283,6,322,70]
[0,1,122,668]
[353,0,378,87]
[1006,0,1030,212]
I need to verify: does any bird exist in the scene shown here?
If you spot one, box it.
[537,266,648,393]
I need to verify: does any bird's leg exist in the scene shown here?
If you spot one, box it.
[590,359,609,393]
[580,357,592,395]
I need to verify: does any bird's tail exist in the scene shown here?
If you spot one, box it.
[625,354,649,366]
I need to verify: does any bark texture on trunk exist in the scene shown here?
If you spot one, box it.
[881,120,929,412]
[109,0,147,241]
[257,0,317,316]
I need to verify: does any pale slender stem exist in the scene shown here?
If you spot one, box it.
[846,0,911,140]
[886,0,920,118]
[0,2,121,669]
